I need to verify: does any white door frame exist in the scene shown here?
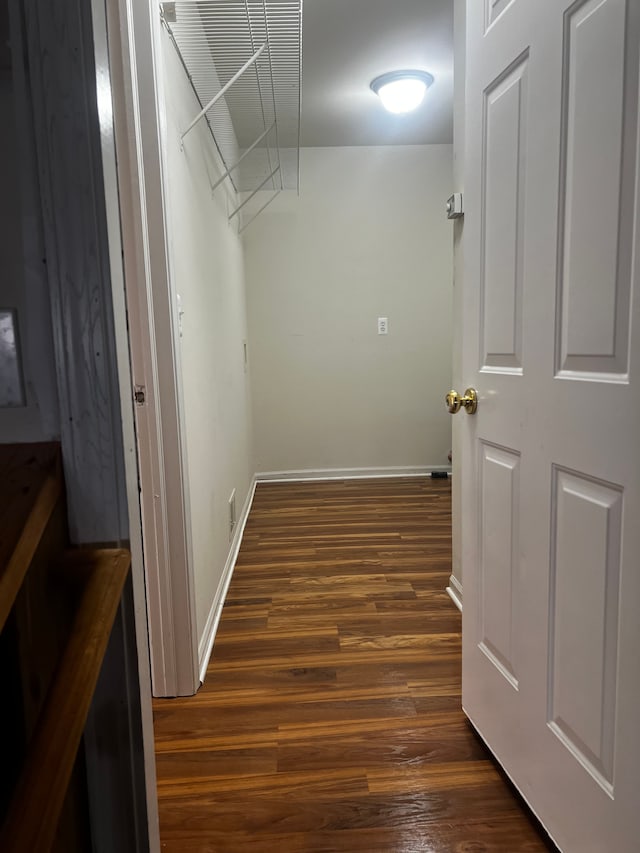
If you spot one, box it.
[448,0,467,613]
[86,0,162,844]
[102,0,199,698]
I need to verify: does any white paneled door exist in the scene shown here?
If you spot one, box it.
[460,0,640,850]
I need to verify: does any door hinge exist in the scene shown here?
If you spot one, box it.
[134,385,146,406]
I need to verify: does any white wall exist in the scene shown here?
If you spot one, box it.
[244,145,453,474]
[160,31,253,642]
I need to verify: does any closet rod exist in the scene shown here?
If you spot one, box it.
[181,43,266,142]
[229,165,281,220]
[211,122,276,193]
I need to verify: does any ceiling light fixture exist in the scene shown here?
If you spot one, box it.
[370,70,434,115]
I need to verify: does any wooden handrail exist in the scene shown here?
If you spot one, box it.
[0,549,131,853]
[0,445,62,633]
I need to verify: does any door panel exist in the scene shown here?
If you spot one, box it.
[481,55,528,372]
[479,442,520,688]
[485,0,517,33]
[557,0,634,377]
[548,467,621,794]
[462,0,640,849]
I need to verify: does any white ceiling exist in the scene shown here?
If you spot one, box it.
[300,0,454,147]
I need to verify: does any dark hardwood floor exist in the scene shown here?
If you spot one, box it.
[153,478,553,851]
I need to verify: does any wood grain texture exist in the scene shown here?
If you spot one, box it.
[0,443,62,632]
[154,478,555,851]
[0,548,130,853]
[21,0,128,543]
[16,0,154,841]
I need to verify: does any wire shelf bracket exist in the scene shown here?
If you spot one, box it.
[210,121,275,194]
[229,165,280,220]
[160,0,302,230]
[180,43,266,143]
[239,189,281,234]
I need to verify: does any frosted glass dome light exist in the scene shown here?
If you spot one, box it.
[371,71,434,114]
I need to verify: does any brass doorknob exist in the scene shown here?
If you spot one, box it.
[446,388,478,415]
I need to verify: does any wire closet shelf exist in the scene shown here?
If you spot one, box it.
[161,0,302,232]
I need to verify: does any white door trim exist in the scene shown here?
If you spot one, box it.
[446,574,463,612]
[105,0,199,697]
[88,0,161,844]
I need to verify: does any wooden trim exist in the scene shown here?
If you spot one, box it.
[255,465,452,483]
[198,477,258,683]
[0,549,131,853]
[0,451,62,634]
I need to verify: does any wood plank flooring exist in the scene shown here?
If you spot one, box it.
[153,478,554,852]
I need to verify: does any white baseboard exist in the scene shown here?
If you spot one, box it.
[255,464,451,483]
[446,573,463,612]
[198,476,258,684]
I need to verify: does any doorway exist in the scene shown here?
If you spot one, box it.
[110,0,460,701]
